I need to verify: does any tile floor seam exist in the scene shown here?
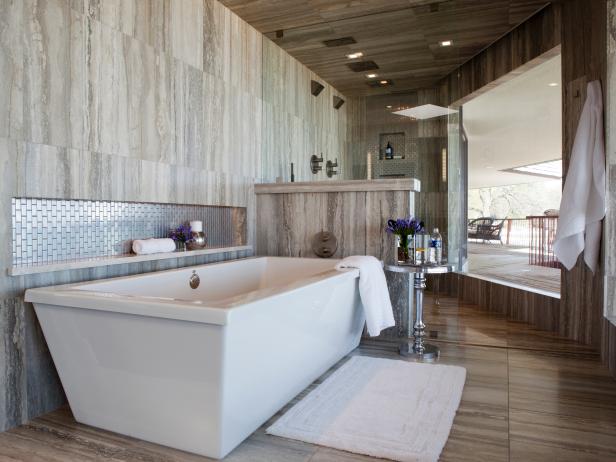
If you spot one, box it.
[507,328,512,462]
[425,338,600,357]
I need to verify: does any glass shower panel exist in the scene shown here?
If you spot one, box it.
[447,107,468,271]
[352,93,424,181]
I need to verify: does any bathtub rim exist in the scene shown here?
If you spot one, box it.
[25,256,360,326]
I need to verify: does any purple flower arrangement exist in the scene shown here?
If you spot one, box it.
[386,217,424,263]
[386,217,424,237]
[169,223,193,243]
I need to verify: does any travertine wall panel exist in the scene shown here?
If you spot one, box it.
[261,38,348,182]
[256,188,415,337]
[0,0,348,430]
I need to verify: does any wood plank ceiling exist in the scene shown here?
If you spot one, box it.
[219,0,551,95]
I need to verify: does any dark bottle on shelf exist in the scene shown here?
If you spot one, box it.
[385,141,393,159]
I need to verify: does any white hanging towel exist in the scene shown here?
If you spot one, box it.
[335,256,395,337]
[553,80,606,272]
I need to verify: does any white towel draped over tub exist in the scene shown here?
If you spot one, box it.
[553,80,606,273]
[336,256,395,337]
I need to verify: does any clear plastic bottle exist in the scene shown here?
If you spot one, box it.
[415,230,426,263]
[430,228,443,264]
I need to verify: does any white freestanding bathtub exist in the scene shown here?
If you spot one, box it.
[25,257,364,458]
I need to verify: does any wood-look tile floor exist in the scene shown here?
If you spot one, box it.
[467,242,561,295]
[1,296,615,462]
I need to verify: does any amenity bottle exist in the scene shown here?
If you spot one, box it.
[385,142,393,159]
[429,228,443,264]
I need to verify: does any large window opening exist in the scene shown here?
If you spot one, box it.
[462,54,562,296]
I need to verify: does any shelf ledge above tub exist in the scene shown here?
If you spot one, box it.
[9,245,253,276]
[255,178,421,194]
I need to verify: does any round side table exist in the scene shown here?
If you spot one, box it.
[384,262,454,359]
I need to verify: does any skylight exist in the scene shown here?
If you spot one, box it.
[507,159,562,179]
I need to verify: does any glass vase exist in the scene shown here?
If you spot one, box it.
[175,241,187,252]
[396,235,411,263]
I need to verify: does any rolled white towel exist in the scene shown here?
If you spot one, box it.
[132,238,176,255]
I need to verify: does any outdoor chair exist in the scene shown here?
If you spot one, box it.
[467,217,493,240]
[468,217,505,243]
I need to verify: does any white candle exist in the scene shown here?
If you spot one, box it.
[190,220,203,232]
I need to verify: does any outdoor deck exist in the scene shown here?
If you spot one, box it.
[466,242,560,296]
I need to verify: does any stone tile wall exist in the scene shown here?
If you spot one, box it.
[0,0,348,430]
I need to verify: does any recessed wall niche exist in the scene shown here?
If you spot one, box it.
[379,132,406,159]
[371,132,416,179]
[11,198,247,268]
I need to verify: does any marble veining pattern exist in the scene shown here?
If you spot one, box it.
[0,0,23,141]
[261,38,348,182]
[18,0,268,177]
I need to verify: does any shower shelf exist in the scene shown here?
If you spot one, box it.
[9,245,253,276]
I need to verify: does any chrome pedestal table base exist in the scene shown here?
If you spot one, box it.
[384,262,454,360]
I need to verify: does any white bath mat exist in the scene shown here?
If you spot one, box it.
[266,355,466,462]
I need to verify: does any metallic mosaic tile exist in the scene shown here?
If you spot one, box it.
[11,198,246,267]
[371,137,417,179]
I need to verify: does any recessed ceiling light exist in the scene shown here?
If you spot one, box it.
[440,40,453,47]
[366,73,377,79]
[386,105,392,109]
[367,79,393,88]
[346,52,363,59]
[548,82,559,87]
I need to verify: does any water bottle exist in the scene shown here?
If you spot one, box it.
[430,228,443,264]
[414,231,426,263]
